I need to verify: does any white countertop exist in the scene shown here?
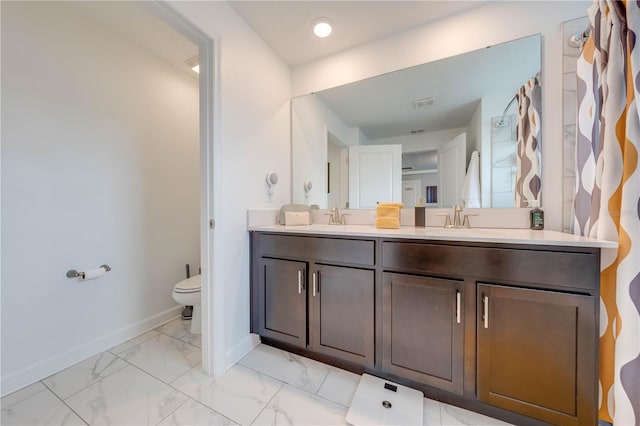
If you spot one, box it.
[249,224,618,248]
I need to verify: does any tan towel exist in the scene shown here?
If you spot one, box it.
[375,203,404,229]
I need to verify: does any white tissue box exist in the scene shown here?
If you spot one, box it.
[284,211,310,226]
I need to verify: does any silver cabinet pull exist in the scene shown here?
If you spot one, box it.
[298,270,302,294]
[483,295,489,329]
[312,272,317,297]
[456,291,461,324]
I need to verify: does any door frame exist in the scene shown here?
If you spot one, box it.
[402,179,421,208]
[150,3,222,376]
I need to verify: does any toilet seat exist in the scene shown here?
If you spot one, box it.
[174,275,201,294]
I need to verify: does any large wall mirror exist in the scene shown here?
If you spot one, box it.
[292,34,542,209]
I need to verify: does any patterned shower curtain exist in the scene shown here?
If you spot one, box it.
[574,1,640,424]
[514,77,542,207]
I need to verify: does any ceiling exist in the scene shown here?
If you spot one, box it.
[66,1,487,73]
[228,1,487,67]
[65,1,537,141]
[311,34,541,140]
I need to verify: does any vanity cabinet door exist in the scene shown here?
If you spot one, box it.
[309,264,375,367]
[477,284,597,426]
[382,273,465,394]
[258,258,307,348]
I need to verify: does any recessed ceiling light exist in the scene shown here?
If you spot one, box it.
[313,18,332,38]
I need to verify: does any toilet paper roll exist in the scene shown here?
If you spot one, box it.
[82,267,107,281]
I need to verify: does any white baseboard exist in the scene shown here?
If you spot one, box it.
[1,305,183,397]
[224,333,260,370]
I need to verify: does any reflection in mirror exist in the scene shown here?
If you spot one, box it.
[292,34,542,209]
[562,17,589,233]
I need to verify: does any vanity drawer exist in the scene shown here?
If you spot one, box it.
[259,234,375,266]
[382,242,599,291]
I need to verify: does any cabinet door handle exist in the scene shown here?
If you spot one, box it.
[298,270,303,294]
[483,295,489,329]
[456,291,461,324]
[312,272,317,296]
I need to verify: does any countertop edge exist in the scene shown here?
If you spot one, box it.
[248,225,618,249]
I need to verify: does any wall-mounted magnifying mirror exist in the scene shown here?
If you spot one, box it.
[292,33,542,209]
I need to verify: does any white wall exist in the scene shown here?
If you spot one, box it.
[1,2,200,394]
[292,0,592,231]
[165,2,291,368]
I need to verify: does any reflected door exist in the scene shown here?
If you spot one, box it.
[349,144,402,208]
[402,180,421,208]
[438,133,467,208]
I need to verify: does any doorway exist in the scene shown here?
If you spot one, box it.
[149,2,218,375]
[0,1,218,395]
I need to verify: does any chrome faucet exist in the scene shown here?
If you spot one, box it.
[330,207,341,224]
[452,205,463,227]
[437,205,479,229]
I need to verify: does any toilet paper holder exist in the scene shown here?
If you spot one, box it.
[66,264,111,279]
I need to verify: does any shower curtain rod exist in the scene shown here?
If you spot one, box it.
[568,28,592,48]
[496,73,540,127]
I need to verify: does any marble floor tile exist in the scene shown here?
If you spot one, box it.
[252,384,348,426]
[114,333,201,383]
[239,344,331,393]
[43,352,128,399]
[1,382,47,408]
[109,330,159,354]
[423,398,442,426]
[65,364,187,426]
[316,367,360,407]
[156,318,202,348]
[158,398,237,426]
[172,364,282,426]
[1,384,85,426]
[440,403,513,426]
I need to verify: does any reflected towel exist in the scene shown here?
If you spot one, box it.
[376,203,404,229]
[461,151,481,208]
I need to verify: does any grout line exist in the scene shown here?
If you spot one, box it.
[155,394,190,425]
[0,386,48,409]
[41,353,130,402]
[40,380,89,426]
[247,381,285,425]
[314,366,333,396]
[239,346,334,396]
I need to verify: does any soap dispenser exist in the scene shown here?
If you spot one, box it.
[528,200,544,230]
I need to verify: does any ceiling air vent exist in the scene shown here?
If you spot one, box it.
[410,129,425,134]
[413,97,436,109]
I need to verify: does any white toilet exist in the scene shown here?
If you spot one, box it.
[172,275,201,334]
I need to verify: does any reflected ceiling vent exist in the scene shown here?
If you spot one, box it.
[410,129,425,134]
[413,97,436,109]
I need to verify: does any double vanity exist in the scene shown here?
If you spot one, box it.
[249,223,615,425]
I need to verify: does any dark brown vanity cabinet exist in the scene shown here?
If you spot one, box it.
[252,233,376,367]
[382,273,465,395]
[477,284,597,426]
[251,231,602,426]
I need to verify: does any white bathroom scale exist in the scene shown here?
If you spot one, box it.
[346,374,423,426]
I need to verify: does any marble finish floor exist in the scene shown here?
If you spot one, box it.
[1,318,511,425]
